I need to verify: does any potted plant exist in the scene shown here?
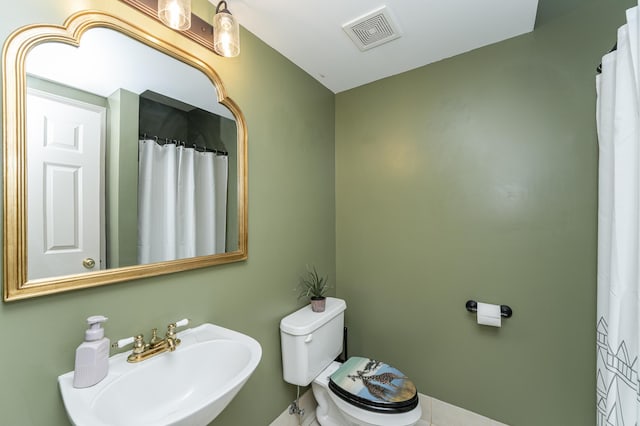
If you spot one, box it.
[298,265,330,312]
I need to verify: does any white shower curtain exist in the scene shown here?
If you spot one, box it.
[138,139,228,264]
[596,3,640,425]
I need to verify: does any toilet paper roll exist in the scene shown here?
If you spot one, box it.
[477,302,501,327]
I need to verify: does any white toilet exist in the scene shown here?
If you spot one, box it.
[280,297,422,426]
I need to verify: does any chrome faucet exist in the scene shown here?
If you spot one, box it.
[113,319,189,363]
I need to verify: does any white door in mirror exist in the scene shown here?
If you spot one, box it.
[27,89,105,279]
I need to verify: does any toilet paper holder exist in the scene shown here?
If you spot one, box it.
[465,300,513,318]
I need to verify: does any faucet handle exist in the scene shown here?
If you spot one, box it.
[166,323,177,339]
[131,335,146,354]
[166,319,189,338]
[175,318,189,328]
[112,336,135,349]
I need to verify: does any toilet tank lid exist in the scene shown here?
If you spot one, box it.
[280,297,346,336]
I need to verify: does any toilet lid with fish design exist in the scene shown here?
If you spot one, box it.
[328,356,419,413]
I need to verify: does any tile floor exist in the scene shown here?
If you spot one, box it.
[270,390,508,426]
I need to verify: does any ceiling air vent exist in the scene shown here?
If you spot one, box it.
[342,6,402,52]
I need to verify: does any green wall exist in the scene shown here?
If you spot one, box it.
[106,88,139,268]
[0,1,334,425]
[335,1,632,425]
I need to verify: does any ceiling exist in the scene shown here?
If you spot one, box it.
[220,0,540,93]
[26,28,232,119]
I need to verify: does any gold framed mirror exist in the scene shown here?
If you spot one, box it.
[2,10,248,301]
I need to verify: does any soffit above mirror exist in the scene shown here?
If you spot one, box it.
[25,27,233,120]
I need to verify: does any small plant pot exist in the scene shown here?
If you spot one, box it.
[310,297,326,312]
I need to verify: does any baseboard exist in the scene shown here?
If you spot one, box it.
[270,390,509,426]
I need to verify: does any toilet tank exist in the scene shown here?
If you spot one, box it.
[280,297,346,386]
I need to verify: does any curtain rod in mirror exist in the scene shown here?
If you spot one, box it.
[120,0,214,50]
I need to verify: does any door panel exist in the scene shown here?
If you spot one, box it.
[27,90,105,279]
[44,164,79,250]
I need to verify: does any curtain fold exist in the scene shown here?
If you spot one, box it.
[596,3,640,425]
[138,139,228,264]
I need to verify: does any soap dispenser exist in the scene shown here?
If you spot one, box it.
[73,315,110,388]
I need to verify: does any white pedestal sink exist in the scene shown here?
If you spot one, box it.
[58,323,262,426]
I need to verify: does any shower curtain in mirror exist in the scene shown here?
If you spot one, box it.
[596,4,640,425]
[137,139,228,264]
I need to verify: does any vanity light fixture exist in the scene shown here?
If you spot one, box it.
[213,1,240,57]
[119,0,240,57]
[158,0,191,30]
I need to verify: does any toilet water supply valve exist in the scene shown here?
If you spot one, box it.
[289,386,305,417]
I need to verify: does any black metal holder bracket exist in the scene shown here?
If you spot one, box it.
[465,300,512,318]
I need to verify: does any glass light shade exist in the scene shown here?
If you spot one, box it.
[213,11,240,57]
[158,0,191,31]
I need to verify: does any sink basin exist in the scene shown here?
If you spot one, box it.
[58,323,262,426]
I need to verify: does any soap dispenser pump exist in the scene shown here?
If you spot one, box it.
[73,315,110,388]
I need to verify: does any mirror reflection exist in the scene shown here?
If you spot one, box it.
[24,27,239,280]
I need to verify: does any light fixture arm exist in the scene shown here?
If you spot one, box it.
[216,0,231,14]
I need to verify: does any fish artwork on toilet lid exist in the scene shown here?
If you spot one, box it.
[328,356,419,413]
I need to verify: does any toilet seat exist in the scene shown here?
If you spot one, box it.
[328,357,419,414]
